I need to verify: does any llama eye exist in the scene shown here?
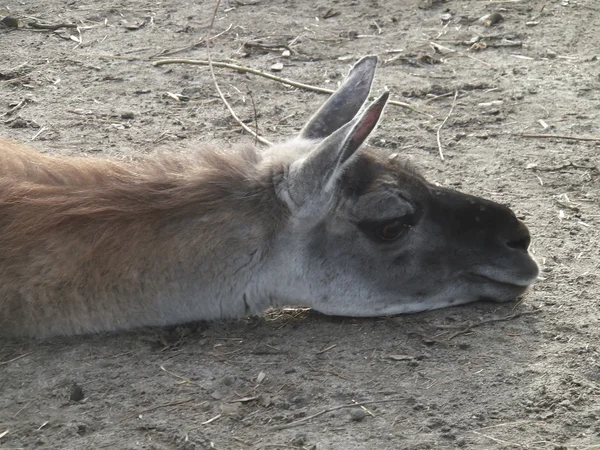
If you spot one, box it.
[374,219,409,241]
[357,217,412,243]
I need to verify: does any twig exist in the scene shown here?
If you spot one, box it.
[271,398,406,430]
[518,133,600,142]
[201,413,222,425]
[13,401,32,418]
[28,21,77,30]
[117,398,194,423]
[246,87,260,146]
[243,40,293,54]
[0,352,33,366]
[2,98,28,116]
[153,58,335,92]
[306,364,352,381]
[470,429,522,447]
[436,310,538,330]
[445,328,475,341]
[160,365,198,385]
[423,92,454,104]
[204,1,272,145]
[476,420,545,431]
[316,344,337,355]
[150,24,233,59]
[352,398,375,417]
[429,41,492,67]
[261,445,297,449]
[436,90,458,161]
[31,126,46,141]
[530,162,597,172]
[152,58,433,117]
[436,310,539,341]
[150,39,204,59]
[92,53,146,61]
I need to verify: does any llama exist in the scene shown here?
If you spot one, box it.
[0,56,539,338]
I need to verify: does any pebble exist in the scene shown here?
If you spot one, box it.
[0,16,21,28]
[291,433,307,446]
[480,12,504,27]
[349,407,366,421]
[210,390,224,400]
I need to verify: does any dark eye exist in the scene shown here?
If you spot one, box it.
[358,217,411,243]
[374,219,409,241]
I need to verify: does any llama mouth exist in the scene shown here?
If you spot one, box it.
[467,272,533,289]
[465,273,531,304]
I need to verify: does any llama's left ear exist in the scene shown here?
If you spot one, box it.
[298,55,378,141]
[284,91,389,216]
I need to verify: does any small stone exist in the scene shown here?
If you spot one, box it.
[210,390,224,400]
[120,111,135,120]
[0,16,22,28]
[270,62,284,72]
[8,117,38,129]
[349,407,366,421]
[291,433,307,446]
[282,49,291,57]
[259,393,272,407]
[221,402,242,415]
[479,12,504,27]
[70,384,85,402]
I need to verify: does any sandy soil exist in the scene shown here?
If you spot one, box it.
[1,0,599,449]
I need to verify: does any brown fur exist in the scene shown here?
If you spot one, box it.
[0,138,287,337]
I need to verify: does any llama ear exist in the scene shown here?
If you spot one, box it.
[285,91,389,215]
[297,55,378,141]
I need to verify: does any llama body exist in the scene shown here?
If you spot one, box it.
[0,56,539,338]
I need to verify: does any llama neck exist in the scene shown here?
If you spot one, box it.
[0,142,289,337]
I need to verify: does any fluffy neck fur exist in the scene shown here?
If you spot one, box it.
[0,138,290,338]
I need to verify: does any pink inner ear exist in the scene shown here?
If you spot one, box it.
[351,104,382,146]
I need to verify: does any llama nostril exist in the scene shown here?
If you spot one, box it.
[507,235,531,251]
[505,219,531,251]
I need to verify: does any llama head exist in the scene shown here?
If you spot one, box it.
[267,55,539,316]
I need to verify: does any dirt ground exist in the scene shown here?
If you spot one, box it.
[1,0,599,449]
